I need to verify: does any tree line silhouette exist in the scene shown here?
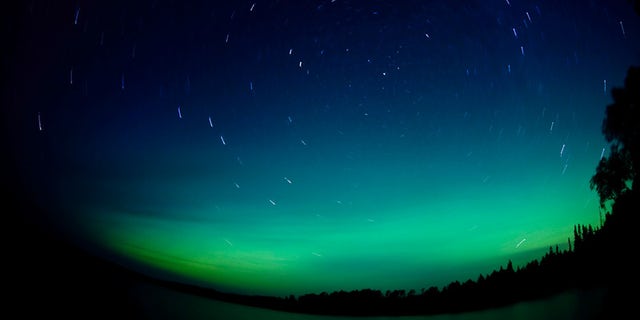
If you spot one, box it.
[152,206,628,317]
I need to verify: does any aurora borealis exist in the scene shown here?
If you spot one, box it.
[4,0,640,297]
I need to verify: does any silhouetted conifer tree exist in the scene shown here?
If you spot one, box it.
[590,66,639,209]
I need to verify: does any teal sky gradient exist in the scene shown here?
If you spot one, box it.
[64,91,606,296]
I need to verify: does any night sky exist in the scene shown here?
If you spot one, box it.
[4,0,639,297]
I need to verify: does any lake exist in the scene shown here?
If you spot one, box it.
[126,282,608,320]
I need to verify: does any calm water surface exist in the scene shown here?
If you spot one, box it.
[127,283,607,320]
